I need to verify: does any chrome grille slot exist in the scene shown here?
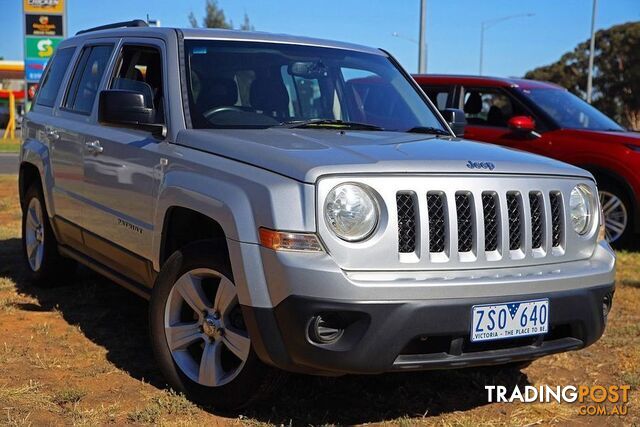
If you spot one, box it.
[427,192,446,253]
[529,192,544,249]
[455,192,474,253]
[396,193,417,253]
[550,191,563,247]
[482,192,499,252]
[507,192,522,250]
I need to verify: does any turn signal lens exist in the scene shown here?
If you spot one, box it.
[259,228,323,252]
[598,194,606,241]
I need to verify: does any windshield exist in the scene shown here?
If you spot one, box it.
[183,40,446,132]
[518,87,624,131]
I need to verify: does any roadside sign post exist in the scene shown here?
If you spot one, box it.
[1,92,16,139]
[23,0,67,111]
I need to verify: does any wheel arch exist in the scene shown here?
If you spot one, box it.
[159,205,230,267]
[19,161,42,210]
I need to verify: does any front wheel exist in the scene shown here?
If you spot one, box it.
[149,240,283,410]
[598,182,633,248]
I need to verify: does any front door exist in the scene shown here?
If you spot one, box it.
[81,40,167,278]
[459,86,551,157]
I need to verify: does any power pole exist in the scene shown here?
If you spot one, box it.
[418,0,427,74]
[586,0,598,103]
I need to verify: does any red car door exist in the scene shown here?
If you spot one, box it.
[460,86,552,158]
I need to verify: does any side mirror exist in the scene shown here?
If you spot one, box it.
[98,90,166,138]
[441,108,466,137]
[508,115,536,133]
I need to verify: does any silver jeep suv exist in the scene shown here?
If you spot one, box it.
[19,20,615,409]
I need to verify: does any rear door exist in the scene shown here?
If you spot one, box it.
[80,39,167,275]
[27,46,80,224]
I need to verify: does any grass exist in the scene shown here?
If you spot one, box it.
[52,387,87,406]
[0,172,637,425]
[0,138,20,153]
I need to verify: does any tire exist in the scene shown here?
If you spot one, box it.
[21,183,76,286]
[149,240,284,410]
[597,179,634,249]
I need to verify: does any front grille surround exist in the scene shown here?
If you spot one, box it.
[317,175,594,271]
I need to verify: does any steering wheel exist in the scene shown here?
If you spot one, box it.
[203,106,244,120]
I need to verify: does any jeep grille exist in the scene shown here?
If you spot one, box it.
[317,176,592,271]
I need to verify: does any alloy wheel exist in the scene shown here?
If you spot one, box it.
[599,190,628,243]
[164,268,250,387]
[24,197,45,272]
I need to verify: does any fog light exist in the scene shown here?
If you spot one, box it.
[308,313,344,344]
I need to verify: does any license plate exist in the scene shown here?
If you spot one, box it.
[471,299,549,342]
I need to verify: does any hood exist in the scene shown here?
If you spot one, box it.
[176,128,591,183]
[555,128,640,147]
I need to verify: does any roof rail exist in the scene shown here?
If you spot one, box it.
[76,19,148,35]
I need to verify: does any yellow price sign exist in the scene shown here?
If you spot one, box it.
[23,0,65,14]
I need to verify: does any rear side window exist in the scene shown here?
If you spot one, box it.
[36,47,75,107]
[64,45,114,114]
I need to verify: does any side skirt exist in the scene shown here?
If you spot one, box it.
[58,244,151,300]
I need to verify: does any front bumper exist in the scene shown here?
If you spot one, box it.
[243,284,613,375]
[238,242,616,375]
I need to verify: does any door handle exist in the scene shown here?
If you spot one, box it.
[85,140,103,154]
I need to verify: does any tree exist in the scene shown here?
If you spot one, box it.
[240,13,254,32]
[525,21,640,130]
[188,0,254,31]
[189,0,231,29]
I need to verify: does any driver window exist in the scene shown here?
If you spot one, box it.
[111,45,165,124]
[463,88,521,128]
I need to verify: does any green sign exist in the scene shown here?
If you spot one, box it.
[25,36,63,60]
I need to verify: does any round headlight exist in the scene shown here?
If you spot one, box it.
[324,184,378,241]
[570,184,594,235]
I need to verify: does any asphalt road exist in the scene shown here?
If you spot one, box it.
[0,154,18,175]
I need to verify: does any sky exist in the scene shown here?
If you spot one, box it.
[1,0,638,77]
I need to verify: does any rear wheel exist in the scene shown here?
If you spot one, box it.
[597,180,633,248]
[149,240,283,410]
[21,183,76,285]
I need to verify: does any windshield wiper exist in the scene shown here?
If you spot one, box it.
[406,126,451,136]
[279,119,384,131]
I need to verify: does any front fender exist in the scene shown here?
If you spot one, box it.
[152,167,315,308]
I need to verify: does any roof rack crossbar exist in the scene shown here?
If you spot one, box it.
[76,19,148,35]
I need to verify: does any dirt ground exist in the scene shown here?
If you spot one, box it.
[0,174,638,426]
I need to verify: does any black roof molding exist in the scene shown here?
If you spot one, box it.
[76,19,148,35]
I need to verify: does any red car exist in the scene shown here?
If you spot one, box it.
[414,74,640,247]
